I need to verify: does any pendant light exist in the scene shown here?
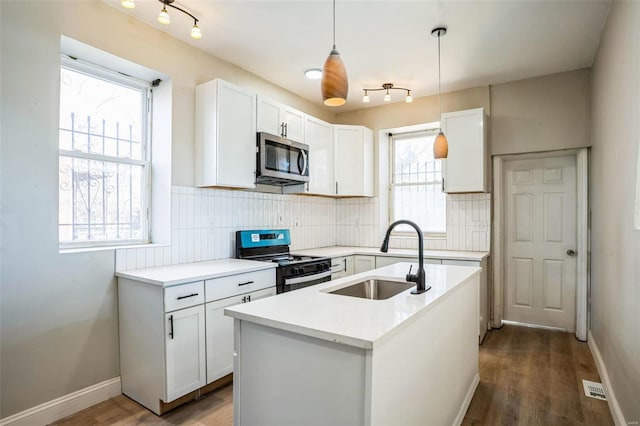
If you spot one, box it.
[432,26,448,159]
[321,0,348,106]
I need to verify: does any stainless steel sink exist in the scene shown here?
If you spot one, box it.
[328,279,413,300]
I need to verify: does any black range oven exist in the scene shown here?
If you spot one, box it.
[235,230,331,294]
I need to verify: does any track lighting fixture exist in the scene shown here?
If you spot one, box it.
[122,0,202,40]
[361,83,413,103]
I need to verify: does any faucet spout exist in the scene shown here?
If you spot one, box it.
[380,219,430,294]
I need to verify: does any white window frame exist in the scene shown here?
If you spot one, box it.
[59,55,152,249]
[389,127,446,237]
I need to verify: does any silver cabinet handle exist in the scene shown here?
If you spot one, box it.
[238,280,254,286]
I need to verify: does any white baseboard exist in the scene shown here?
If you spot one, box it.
[0,377,121,426]
[588,331,627,426]
[454,373,480,426]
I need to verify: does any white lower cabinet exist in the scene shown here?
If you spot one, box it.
[330,256,354,279]
[354,255,376,274]
[205,287,275,384]
[165,305,206,402]
[374,256,442,268]
[442,258,489,343]
[118,267,276,415]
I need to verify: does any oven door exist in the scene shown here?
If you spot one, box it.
[281,270,331,293]
[258,132,309,184]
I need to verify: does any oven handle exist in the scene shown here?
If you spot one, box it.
[284,270,331,286]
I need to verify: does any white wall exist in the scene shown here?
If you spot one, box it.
[0,0,334,418]
[589,0,640,422]
[491,69,591,155]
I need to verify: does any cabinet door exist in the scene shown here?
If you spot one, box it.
[257,96,282,136]
[442,108,487,193]
[165,305,206,402]
[305,116,334,195]
[334,125,373,196]
[282,106,305,143]
[217,81,258,188]
[354,255,376,274]
[442,259,486,343]
[375,256,441,268]
[205,287,275,384]
[195,79,256,188]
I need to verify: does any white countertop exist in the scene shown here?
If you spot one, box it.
[225,262,481,350]
[292,246,489,261]
[115,258,277,287]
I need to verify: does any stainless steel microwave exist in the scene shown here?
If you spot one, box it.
[256,132,309,186]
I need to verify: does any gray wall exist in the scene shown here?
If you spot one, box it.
[0,0,334,418]
[589,0,640,422]
[491,68,591,155]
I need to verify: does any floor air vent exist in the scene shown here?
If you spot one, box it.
[582,380,607,400]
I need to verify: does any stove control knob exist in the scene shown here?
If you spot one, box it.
[293,267,302,275]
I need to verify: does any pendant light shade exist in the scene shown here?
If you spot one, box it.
[321,47,348,106]
[432,26,448,159]
[321,0,348,106]
[433,130,448,159]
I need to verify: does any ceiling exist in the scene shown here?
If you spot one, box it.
[105,0,611,112]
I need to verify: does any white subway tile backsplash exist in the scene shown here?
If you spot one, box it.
[116,186,490,271]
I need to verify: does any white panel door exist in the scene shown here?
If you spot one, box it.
[504,156,577,330]
[165,305,206,402]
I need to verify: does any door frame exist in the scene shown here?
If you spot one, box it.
[492,148,588,341]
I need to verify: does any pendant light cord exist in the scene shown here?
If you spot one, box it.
[438,32,442,121]
[332,0,336,49]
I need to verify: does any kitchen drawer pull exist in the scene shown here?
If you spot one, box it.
[176,292,199,300]
[238,280,254,287]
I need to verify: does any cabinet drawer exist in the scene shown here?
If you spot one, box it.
[164,281,205,312]
[205,268,275,302]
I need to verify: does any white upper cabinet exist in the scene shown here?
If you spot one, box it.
[257,96,305,143]
[195,79,257,189]
[304,115,334,196]
[334,125,374,197]
[441,108,488,193]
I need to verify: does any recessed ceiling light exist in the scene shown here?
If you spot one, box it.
[304,68,323,80]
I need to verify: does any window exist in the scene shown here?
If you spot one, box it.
[390,130,446,235]
[59,56,152,247]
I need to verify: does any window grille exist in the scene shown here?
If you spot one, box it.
[58,57,151,247]
[390,130,446,235]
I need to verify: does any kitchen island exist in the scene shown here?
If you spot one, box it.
[225,262,481,426]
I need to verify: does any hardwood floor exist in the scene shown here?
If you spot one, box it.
[462,325,613,425]
[52,325,612,426]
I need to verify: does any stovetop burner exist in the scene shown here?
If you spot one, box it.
[235,229,332,294]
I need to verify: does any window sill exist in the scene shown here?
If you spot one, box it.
[59,242,170,254]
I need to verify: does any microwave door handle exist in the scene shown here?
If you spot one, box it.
[300,149,308,176]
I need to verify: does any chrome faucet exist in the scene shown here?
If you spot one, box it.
[380,219,431,294]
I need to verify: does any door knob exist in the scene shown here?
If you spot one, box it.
[567,249,576,256]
